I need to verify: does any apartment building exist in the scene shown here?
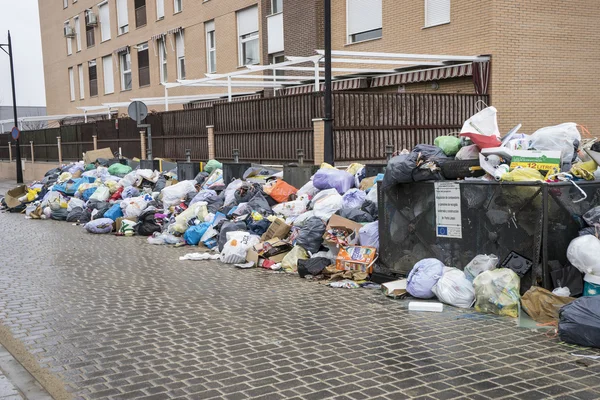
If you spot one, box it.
[40,0,600,133]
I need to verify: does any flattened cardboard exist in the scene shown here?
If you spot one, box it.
[261,218,291,241]
[84,148,114,165]
[4,185,27,209]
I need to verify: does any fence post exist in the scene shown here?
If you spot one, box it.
[92,135,98,150]
[57,136,62,164]
[8,142,12,162]
[312,118,325,165]
[207,125,215,160]
[140,131,146,160]
[30,141,34,164]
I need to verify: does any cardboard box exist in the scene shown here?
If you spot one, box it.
[261,218,291,241]
[84,148,114,165]
[509,150,561,171]
[246,238,292,264]
[336,246,377,274]
[4,185,27,209]
[324,214,362,246]
[381,279,408,298]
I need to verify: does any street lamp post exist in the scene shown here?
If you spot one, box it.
[323,0,334,165]
[0,31,23,183]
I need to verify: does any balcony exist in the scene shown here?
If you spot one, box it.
[139,66,150,87]
[267,13,284,54]
[135,5,147,28]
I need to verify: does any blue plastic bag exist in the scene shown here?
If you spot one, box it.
[407,258,445,299]
[82,187,98,201]
[104,203,124,221]
[53,177,92,195]
[313,168,355,194]
[122,187,140,199]
[184,222,211,245]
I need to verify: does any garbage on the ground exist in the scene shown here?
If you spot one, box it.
[473,268,521,318]
[558,296,600,349]
[381,279,407,299]
[406,258,445,299]
[431,267,475,309]
[521,286,575,323]
[464,254,499,281]
[408,301,444,312]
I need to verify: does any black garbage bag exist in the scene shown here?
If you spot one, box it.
[234,182,260,204]
[195,171,209,185]
[579,227,599,237]
[218,221,248,252]
[136,208,162,236]
[154,176,167,193]
[89,201,111,219]
[336,208,374,223]
[51,208,69,221]
[382,145,447,190]
[248,219,270,236]
[264,194,278,208]
[558,296,600,348]
[79,209,92,224]
[248,192,272,215]
[41,173,59,186]
[361,200,378,220]
[207,197,224,214]
[66,207,85,222]
[298,257,331,278]
[296,217,326,254]
[551,265,584,297]
[96,158,110,167]
[45,167,62,177]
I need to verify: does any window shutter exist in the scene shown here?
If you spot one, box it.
[103,55,114,94]
[237,6,259,36]
[69,68,75,101]
[157,0,165,19]
[347,0,382,35]
[78,64,85,99]
[176,31,185,58]
[117,0,128,28]
[425,0,450,27]
[99,3,111,41]
[205,20,214,33]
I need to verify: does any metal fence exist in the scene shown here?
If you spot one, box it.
[378,181,600,292]
[0,92,488,164]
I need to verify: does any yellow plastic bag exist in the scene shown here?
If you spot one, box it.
[473,268,520,318]
[281,245,309,273]
[571,160,598,181]
[320,163,335,169]
[26,188,41,202]
[251,211,263,221]
[345,163,364,176]
[105,180,119,194]
[501,168,544,182]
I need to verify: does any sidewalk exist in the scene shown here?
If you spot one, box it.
[0,343,52,400]
[0,181,18,197]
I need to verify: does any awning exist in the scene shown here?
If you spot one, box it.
[185,93,263,109]
[370,63,473,88]
[167,26,183,34]
[281,77,367,95]
[150,32,166,41]
[113,46,130,54]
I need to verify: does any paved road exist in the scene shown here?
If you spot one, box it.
[0,212,599,399]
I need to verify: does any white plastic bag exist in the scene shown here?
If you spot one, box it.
[312,189,343,221]
[455,144,480,161]
[89,186,110,201]
[67,197,86,212]
[530,123,581,166]
[220,233,261,264]
[297,180,319,197]
[161,180,197,208]
[460,106,500,137]
[121,196,149,218]
[432,267,475,309]
[567,235,600,275]
[464,254,499,281]
[366,185,378,205]
[223,179,244,207]
[170,201,208,234]
[272,195,310,218]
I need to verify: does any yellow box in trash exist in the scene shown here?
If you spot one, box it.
[509,150,561,171]
[336,246,377,274]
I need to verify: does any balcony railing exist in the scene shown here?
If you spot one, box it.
[135,5,147,28]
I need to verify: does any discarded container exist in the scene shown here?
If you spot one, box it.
[584,274,600,297]
[408,302,444,312]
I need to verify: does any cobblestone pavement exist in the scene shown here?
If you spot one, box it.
[0,212,599,400]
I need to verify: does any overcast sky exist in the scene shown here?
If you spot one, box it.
[0,0,46,107]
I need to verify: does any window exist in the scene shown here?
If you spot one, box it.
[156,0,164,20]
[68,67,75,101]
[174,0,182,13]
[237,6,259,66]
[205,21,216,73]
[89,60,98,97]
[102,55,114,94]
[99,2,111,42]
[65,21,73,56]
[78,64,85,99]
[74,16,82,51]
[273,54,285,76]
[158,37,168,83]
[176,31,185,80]
[120,51,132,90]
[64,0,68,9]
[86,24,95,48]
[137,42,150,87]
[117,0,129,34]
[272,0,282,14]
[347,0,382,43]
[425,0,450,27]
[135,0,147,27]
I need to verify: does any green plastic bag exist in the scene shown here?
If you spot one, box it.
[205,159,223,174]
[85,163,96,171]
[108,163,133,177]
[434,136,462,156]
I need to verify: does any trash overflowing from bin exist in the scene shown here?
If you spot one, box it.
[3,105,600,349]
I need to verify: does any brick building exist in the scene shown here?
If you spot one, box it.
[40,0,600,133]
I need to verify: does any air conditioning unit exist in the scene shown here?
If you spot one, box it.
[64,25,76,38]
[85,10,98,26]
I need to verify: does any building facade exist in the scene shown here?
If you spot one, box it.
[40,0,600,134]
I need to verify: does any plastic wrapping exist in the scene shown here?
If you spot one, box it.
[297,181,319,197]
[220,233,260,264]
[558,296,600,348]
[342,189,366,209]
[434,136,462,156]
[89,186,110,201]
[567,235,600,275]
[313,168,355,194]
[473,268,520,318]
[406,259,445,299]
[501,168,545,182]
[295,217,326,254]
[272,196,309,218]
[281,245,309,273]
[583,206,600,227]
[170,202,208,234]
[432,267,475,309]
[359,221,379,250]
[460,106,501,137]
[162,180,197,208]
[464,254,499,281]
[531,123,581,166]
[312,189,343,221]
[455,144,480,161]
[521,287,575,323]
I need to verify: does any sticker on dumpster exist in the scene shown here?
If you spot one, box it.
[435,182,462,239]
